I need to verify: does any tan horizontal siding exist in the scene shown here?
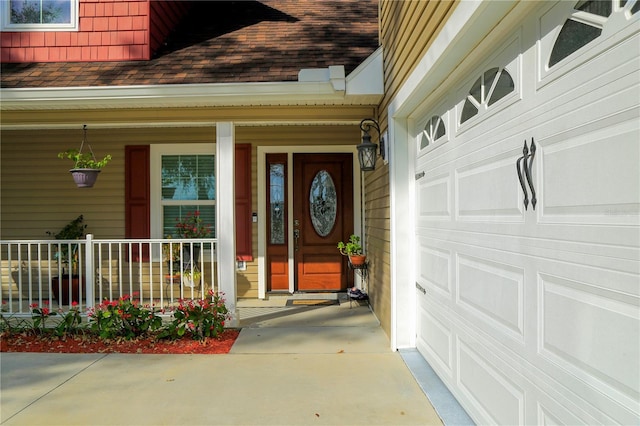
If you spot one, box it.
[378,0,457,127]
[355,0,458,337]
[0,127,217,240]
[362,161,391,337]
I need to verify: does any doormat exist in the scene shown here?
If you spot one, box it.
[286,299,339,306]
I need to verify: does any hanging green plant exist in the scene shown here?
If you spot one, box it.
[58,149,112,169]
[58,125,112,188]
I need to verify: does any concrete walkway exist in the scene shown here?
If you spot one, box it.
[1,298,444,426]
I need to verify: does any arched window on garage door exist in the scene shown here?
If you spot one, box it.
[460,67,515,125]
[549,0,640,68]
[419,115,446,150]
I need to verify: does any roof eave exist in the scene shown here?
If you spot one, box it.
[0,74,382,112]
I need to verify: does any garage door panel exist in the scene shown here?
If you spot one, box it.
[456,253,524,341]
[424,294,636,425]
[416,172,451,221]
[456,151,526,222]
[458,339,525,425]
[417,239,451,296]
[540,118,640,225]
[416,302,454,376]
[424,224,639,272]
[536,397,599,426]
[539,273,640,404]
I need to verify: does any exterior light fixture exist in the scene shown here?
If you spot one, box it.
[357,118,385,172]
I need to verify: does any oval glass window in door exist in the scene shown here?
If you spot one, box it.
[309,170,337,237]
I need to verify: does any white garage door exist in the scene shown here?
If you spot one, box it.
[413,2,639,424]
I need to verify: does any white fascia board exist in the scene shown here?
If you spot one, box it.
[346,46,383,96]
[298,65,346,92]
[0,79,377,111]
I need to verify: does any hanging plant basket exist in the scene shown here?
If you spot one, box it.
[70,168,101,188]
[58,125,112,189]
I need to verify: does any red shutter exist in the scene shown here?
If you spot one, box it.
[125,145,150,261]
[235,144,253,261]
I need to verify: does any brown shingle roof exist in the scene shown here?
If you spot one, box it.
[1,0,378,88]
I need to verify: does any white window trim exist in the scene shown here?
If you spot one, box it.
[2,0,79,31]
[150,143,216,240]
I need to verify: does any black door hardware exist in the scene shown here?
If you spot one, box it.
[516,138,536,210]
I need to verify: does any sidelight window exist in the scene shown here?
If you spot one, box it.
[269,163,286,244]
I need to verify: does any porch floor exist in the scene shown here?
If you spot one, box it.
[1,295,470,425]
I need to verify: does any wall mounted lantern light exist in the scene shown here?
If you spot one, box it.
[357,118,385,172]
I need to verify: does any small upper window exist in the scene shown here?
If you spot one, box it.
[419,116,446,149]
[2,0,78,31]
[460,67,515,124]
[549,0,639,67]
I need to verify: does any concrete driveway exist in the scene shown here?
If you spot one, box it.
[1,299,452,425]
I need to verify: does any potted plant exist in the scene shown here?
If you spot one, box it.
[337,234,366,266]
[181,269,202,288]
[47,215,87,305]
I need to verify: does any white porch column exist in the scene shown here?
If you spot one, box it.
[216,122,238,326]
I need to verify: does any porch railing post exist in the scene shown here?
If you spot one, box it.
[85,234,94,309]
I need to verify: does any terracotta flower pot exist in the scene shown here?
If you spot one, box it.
[349,255,367,266]
[51,276,82,305]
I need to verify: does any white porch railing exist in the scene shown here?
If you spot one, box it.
[1,236,219,316]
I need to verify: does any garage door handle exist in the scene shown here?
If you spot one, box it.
[416,282,426,294]
[523,138,537,210]
[516,142,530,210]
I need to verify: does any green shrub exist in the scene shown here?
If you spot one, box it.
[158,290,229,341]
[87,293,162,340]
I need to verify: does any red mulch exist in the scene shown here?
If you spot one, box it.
[0,329,240,354]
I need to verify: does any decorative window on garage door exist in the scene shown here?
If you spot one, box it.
[549,0,639,68]
[419,115,446,150]
[460,67,515,125]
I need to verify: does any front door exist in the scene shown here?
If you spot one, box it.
[293,153,353,291]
